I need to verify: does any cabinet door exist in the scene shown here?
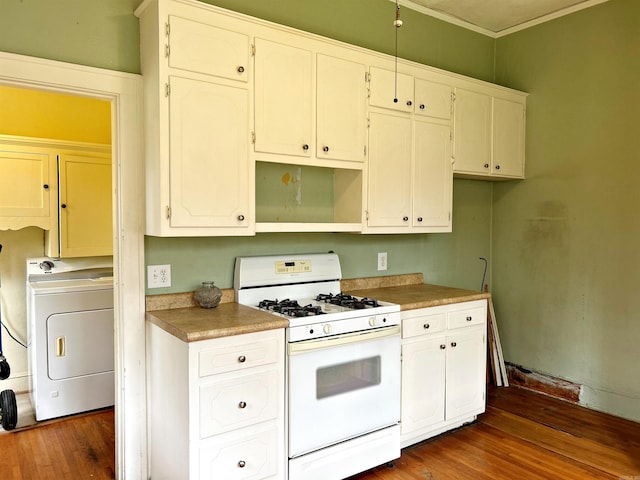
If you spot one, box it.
[254,38,312,157]
[401,336,446,436]
[169,76,249,229]
[493,97,525,178]
[445,326,486,420]
[58,154,112,257]
[367,111,412,228]
[168,15,249,83]
[316,54,366,163]
[452,88,491,175]
[413,120,452,230]
[369,67,414,113]
[0,147,53,229]
[414,79,452,120]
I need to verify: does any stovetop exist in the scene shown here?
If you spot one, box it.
[258,293,383,318]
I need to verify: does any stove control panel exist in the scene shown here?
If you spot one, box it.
[275,259,312,274]
[288,311,401,342]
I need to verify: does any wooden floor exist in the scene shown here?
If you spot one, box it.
[1,386,639,479]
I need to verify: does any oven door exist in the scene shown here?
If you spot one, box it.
[288,325,401,458]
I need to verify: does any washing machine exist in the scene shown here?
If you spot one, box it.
[26,256,114,421]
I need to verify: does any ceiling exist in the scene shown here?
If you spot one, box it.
[400,0,609,36]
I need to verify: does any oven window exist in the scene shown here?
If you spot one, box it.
[316,356,381,399]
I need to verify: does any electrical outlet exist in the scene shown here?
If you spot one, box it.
[377,252,388,271]
[147,264,171,288]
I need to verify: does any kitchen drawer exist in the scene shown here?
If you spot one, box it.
[402,312,446,339]
[199,426,279,480]
[448,305,486,329]
[199,369,278,438]
[198,333,279,377]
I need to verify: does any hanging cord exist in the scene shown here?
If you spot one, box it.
[479,257,488,292]
[393,0,403,102]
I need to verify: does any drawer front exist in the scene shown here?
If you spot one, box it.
[200,370,278,439]
[402,313,446,339]
[199,337,278,377]
[199,427,279,480]
[448,306,486,329]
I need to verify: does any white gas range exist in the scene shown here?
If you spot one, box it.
[234,253,401,480]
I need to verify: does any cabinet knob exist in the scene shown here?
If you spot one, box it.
[237,66,245,73]
[466,316,472,322]
[238,355,246,363]
[323,146,329,152]
[237,214,245,221]
[495,165,501,170]
[440,344,446,350]
[419,104,426,110]
[451,341,457,347]
[238,401,247,409]
[423,323,430,329]
[61,203,67,209]
[483,163,489,169]
[417,217,423,222]
[43,184,49,190]
[406,100,413,106]
[302,144,309,151]
[403,216,409,222]
[238,460,246,468]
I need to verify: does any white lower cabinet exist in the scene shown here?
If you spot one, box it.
[147,325,286,480]
[400,300,487,447]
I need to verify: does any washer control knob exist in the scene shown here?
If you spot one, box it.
[323,324,332,334]
[39,260,55,271]
[369,316,377,327]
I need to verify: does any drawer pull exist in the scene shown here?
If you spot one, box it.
[238,460,246,468]
[238,355,246,363]
[440,344,446,350]
[466,316,472,322]
[238,401,247,409]
[423,323,430,329]
[451,341,457,348]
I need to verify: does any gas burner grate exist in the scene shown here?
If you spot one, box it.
[258,298,325,317]
[315,293,380,309]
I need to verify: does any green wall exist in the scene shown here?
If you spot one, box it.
[494,0,640,420]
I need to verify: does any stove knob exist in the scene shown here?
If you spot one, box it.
[369,317,377,327]
[323,324,332,334]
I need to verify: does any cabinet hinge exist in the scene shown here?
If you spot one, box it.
[165,206,171,220]
[365,210,369,221]
[251,131,256,144]
[164,83,171,97]
[251,43,256,56]
[364,145,367,156]
[448,211,451,221]
[451,92,456,102]
[164,44,170,58]
[366,116,370,128]
[165,21,170,37]
[450,131,453,141]
[365,72,371,83]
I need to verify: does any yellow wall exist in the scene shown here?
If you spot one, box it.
[0,85,111,143]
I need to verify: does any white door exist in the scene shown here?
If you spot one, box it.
[254,38,312,157]
[414,78,452,120]
[413,119,452,230]
[47,308,114,380]
[169,75,249,228]
[453,88,491,175]
[367,111,412,228]
[316,54,366,163]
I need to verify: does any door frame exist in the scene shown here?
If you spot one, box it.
[0,51,147,478]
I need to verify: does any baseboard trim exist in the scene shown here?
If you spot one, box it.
[506,363,581,403]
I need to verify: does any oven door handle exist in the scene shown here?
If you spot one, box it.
[288,325,400,355]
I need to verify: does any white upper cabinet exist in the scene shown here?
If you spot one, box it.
[492,97,526,178]
[453,86,526,180]
[414,78,452,120]
[368,66,414,113]
[167,15,249,82]
[168,76,250,229]
[316,54,367,164]
[413,119,452,231]
[254,38,313,158]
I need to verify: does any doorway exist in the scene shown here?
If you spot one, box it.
[0,51,146,478]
